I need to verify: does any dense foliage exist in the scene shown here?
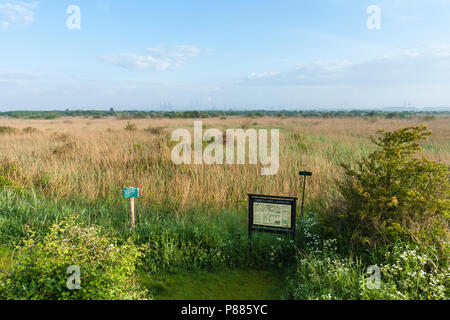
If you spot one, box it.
[324,125,449,252]
[286,125,450,300]
[0,217,146,300]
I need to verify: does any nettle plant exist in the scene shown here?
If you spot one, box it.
[0,217,147,300]
[330,125,449,251]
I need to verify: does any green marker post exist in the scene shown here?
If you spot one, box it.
[122,188,141,230]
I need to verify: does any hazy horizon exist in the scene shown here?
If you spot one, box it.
[2,106,450,113]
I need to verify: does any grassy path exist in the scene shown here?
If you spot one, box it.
[139,269,286,300]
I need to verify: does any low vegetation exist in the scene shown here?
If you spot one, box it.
[0,217,146,300]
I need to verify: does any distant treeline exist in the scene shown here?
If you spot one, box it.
[0,109,449,120]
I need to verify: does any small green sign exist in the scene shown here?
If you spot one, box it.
[122,188,140,199]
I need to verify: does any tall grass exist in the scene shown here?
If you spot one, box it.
[0,116,448,213]
[0,189,298,274]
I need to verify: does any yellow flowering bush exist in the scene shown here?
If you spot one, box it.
[324,125,449,251]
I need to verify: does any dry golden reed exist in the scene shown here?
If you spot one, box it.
[0,116,449,212]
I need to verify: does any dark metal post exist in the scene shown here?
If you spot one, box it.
[248,195,253,240]
[291,198,297,241]
[299,171,312,219]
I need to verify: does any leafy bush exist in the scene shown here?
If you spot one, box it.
[0,159,22,192]
[324,125,449,251]
[52,142,78,158]
[22,127,40,134]
[0,217,147,300]
[124,122,137,131]
[144,126,165,135]
[0,176,15,190]
[44,113,59,120]
[0,126,18,135]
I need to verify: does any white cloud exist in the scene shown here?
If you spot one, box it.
[243,44,450,87]
[103,45,202,71]
[0,1,38,28]
[248,71,280,79]
[103,53,171,71]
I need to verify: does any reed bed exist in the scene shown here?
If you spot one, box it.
[1,116,448,213]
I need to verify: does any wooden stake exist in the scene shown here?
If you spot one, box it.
[129,198,135,230]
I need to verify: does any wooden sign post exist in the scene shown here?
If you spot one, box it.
[122,188,141,230]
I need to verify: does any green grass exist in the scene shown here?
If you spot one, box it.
[0,189,301,281]
[0,246,12,274]
[139,269,285,300]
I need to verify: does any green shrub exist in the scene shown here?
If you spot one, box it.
[133,144,144,152]
[0,126,18,135]
[124,122,137,131]
[133,112,147,119]
[44,113,59,120]
[325,125,449,251]
[144,126,165,135]
[0,176,16,190]
[0,159,22,192]
[52,142,78,158]
[0,217,147,300]
[423,115,437,121]
[22,127,40,134]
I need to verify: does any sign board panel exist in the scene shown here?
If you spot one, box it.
[253,201,291,228]
[122,188,140,199]
[248,194,297,240]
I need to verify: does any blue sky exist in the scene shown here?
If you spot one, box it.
[1,0,450,110]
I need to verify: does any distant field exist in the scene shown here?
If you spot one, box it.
[0,116,448,212]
